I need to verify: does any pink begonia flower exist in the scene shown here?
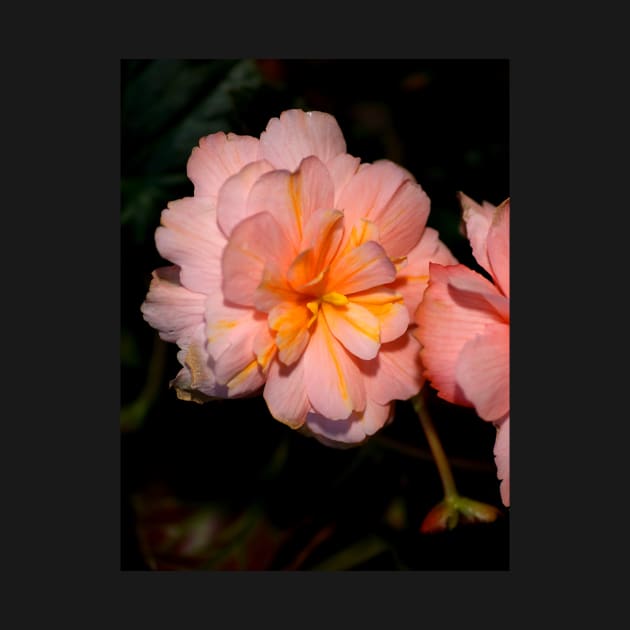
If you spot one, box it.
[414,193,510,506]
[141,109,456,446]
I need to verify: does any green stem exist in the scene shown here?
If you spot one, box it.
[411,389,458,500]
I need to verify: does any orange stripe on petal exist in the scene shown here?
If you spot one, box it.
[330,240,396,295]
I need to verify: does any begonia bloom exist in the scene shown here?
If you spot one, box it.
[142,109,456,446]
[414,193,509,505]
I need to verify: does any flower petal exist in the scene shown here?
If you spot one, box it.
[486,199,510,298]
[494,416,510,507]
[170,326,226,400]
[455,323,509,422]
[216,159,274,237]
[374,179,430,258]
[304,317,366,420]
[391,226,458,319]
[259,109,347,171]
[155,197,226,294]
[350,289,408,343]
[186,132,260,199]
[305,398,393,447]
[140,266,206,345]
[329,240,397,295]
[414,263,505,407]
[268,302,312,366]
[221,212,293,306]
[458,191,495,277]
[322,301,381,360]
[246,155,335,249]
[360,332,423,405]
[263,355,310,428]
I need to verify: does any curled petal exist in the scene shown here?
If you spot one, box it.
[186,132,260,199]
[259,109,347,172]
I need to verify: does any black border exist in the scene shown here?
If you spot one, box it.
[10,7,603,625]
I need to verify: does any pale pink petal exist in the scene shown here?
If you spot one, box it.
[414,263,505,407]
[322,301,381,360]
[486,199,510,298]
[374,179,430,258]
[458,191,495,277]
[336,159,415,251]
[360,332,424,405]
[391,227,458,319]
[329,240,397,296]
[455,323,510,422]
[263,355,310,428]
[206,292,266,362]
[246,156,334,249]
[259,109,347,171]
[205,295,268,397]
[303,317,366,420]
[216,159,274,237]
[494,416,510,507]
[140,266,206,345]
[186,132,260,199]
[327,153,361,203]
[350,289,409,343]
[155,197,226,294]
[221,212,294,306]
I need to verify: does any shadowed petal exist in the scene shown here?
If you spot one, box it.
[268,302,312,366]
[458,191,495,277]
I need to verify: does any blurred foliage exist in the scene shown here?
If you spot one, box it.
[121,59,509,570]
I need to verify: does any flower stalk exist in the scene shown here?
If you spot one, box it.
[411,386,501,533]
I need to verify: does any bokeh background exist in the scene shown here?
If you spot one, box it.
[121,59,509,570]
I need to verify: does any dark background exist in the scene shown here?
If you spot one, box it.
[121,59,509,570]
